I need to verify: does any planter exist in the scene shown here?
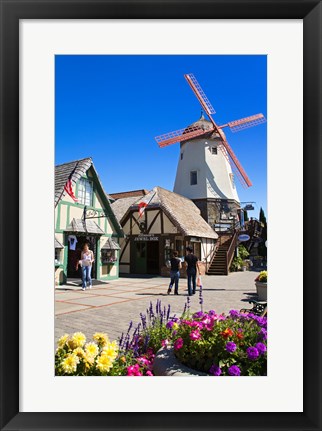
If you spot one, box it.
[255,281,267,301]
[153,346,208,376]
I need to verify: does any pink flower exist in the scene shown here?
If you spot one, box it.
[146,371,153,376]
[161,339,169,348]
[127,364,141,376]
[190,330,201,341]
[174,338,184,350]
[137,357,150,366]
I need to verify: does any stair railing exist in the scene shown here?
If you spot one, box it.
[226,229,239,275]
[205,243,218,273]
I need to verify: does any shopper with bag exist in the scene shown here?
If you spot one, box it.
[167,250,182,295]
[184,246,201,296]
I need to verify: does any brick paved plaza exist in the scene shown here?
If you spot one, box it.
[55,271,259,344]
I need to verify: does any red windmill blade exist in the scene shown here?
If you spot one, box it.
[155,124,214,148]
[219,113,266,133]
[184,73,216,117]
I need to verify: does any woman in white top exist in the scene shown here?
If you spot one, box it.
[77,242,94,290]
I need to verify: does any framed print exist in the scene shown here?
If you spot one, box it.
[1,0,321,430]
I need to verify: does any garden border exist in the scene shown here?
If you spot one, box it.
[0,0,321,430]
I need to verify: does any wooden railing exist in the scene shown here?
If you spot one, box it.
[226,229,239,274]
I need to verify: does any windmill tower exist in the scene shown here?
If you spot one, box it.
[155,73,266,229]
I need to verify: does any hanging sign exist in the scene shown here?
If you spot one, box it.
[238,234,250,242]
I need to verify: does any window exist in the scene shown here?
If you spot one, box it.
[211,147,217,155]
[78,178,93,206]
[190,171,197,185]
[101,249,117,264]
[181,153,184,160]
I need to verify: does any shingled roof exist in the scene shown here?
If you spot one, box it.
[111,196,141,222]
[55,158,92,206]
[118,186,218,240]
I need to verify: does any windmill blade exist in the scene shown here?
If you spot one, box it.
[155,125,213,148]
[218,144,248,189]
[219,138,252,188]
[184,73,216,117]
[223,113,266,133]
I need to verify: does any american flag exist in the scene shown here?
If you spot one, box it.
[64,165,78,202]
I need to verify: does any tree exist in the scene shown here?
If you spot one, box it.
[258,207,267,258]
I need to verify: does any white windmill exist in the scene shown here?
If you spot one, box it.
[155,73,266,229]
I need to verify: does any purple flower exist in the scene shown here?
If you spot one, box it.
[247,346,259,361]
[209,364,222,376]
[208,310,216,316]
[193,311,204,319]
[166,321,174,329]
[228,365,241,376]
[229,310,239,318]
[225,342,237,353]
[255,342,267,354]
[258,328,267,341]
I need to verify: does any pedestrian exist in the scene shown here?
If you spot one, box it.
[77,242,94,291]
[167,250,182,295]
[184,246,201,296]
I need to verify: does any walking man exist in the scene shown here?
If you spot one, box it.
[184,246,200,296]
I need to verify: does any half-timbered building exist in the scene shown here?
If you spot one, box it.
[111,186,218,277]
[55,158,124,285]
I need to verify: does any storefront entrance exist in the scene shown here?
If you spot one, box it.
[132,238,159,274]
[67,235,97,279]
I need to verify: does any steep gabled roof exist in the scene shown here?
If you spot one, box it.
[55,158,124,237]
[117,186,218,240]
[55,158,92,206]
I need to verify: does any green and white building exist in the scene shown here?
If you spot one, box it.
[55,158,124,285]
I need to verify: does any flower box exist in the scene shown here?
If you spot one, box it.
[153,346,208,376]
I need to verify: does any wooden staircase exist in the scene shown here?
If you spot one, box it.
[207,231,238,276]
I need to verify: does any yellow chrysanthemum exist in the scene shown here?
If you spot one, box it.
[71,332,86,348]
[101,342,118,360]
[84,353,95,365]
[93,332,109,346]
[61,353,80,374]
[73,347,85,359]
[57,334,69,349]
[96,353,114,373]
[85,342,99,358]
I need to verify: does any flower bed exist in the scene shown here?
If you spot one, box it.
[170,310,267,376]
[56,294,267,376]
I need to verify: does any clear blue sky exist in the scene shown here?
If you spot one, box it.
[55,55,267,218]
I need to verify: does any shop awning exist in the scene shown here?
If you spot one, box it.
[55,236,64,249]
[101,237,121,250]
[65,218,105,235]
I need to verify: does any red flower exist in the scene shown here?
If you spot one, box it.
[221,328,234,338]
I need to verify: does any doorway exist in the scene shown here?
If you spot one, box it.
[67,235,97,279]
[147,241,159,274]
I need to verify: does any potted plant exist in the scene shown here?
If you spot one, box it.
[255,270,267,301]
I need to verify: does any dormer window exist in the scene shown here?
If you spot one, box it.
[78,178,93,206]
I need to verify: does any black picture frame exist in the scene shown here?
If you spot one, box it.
[0,1,321,430]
